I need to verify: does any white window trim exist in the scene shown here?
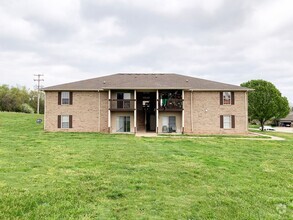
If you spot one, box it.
[223,91,231,105]
[61,115,69,129]
[61,91,70,105]
[223,115,232,129]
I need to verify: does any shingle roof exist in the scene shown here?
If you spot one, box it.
[43,73,251,91]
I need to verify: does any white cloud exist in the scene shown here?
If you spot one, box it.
[0,0,292,102]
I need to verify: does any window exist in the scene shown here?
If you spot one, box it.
[221,115,235,129]
[58,92,72,105]
[223,115,231,129]
[220,91,234,105]
[162,116,176,133]
[116,116,130,132]
[61,115,69,128]
[61,92,70,105]
[223,92,231,105]
[58,115,72,128]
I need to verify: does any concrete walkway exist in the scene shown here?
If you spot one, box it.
[135,132,285,141]
[245,132,285,141]
[135,132,157,137]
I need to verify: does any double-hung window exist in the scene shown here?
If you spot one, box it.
[61,115,69,128]
[58,115,72,128]
[220,115,235,129]
[220,91,234,105]
[223,115,232,129]
[223,92,231,105]
[61,92,70,105]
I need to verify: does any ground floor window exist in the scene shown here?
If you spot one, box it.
[220,115,235,129]
[58,115,72,129]
[162,116,176,132]
[223,115,231,129]
[116,116,130,132]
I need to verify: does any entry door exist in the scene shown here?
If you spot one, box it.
[150,114,156,131]
[162,116,176,132]
[116,116,130,132]
[117,93,124,108]
[169,116,176,132]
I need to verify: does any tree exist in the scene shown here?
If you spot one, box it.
[0,85,44,114]
[28,90,45,114]
[241,80,290,131]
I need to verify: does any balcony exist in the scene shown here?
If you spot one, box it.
[158,98,183,111]
[109,99,135,111]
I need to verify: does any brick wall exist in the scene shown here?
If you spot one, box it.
[45,91,108,132]
[45,90,248,134]
[184,91,248,134]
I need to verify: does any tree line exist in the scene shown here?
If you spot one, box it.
[0,85,44,114]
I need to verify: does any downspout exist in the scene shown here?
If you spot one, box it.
[182,90,184,134]
[134,90,137,133]
[108,90,111,133]
[191,90,194,132]
[98,90,100,132]
[44,92,46,130]
[244,91,248,132]
[156,89,159,133]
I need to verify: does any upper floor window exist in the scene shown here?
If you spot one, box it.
[61,92,70,105]
[223,92,231,105]
[220,91,234,105]
[58,91,72,105]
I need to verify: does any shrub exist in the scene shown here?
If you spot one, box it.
[20,103,34,114]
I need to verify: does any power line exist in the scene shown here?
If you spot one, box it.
[34,74,44,114]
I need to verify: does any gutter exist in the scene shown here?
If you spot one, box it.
[189,88,253,92]
[42,89,104,92]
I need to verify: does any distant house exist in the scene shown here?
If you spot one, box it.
[278,112,293,127]
[43,73,251,134]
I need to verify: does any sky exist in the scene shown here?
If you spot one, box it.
[0,0,293,103]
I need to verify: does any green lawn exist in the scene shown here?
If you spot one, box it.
[0,112,292,219]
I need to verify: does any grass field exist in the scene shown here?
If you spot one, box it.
[0,112,292,219]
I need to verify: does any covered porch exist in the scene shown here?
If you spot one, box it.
[108,89,185,134]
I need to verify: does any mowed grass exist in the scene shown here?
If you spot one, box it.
[0,112,292,219]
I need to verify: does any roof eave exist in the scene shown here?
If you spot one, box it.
[189,88,253,92]
[43,88,104,92]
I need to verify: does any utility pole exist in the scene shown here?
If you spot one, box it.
[34,74,44,114]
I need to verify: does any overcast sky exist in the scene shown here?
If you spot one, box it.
[0,0,292,103]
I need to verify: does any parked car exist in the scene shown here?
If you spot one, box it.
[259,126,275,131]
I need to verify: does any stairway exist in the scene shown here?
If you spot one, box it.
[137,110,145,132]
